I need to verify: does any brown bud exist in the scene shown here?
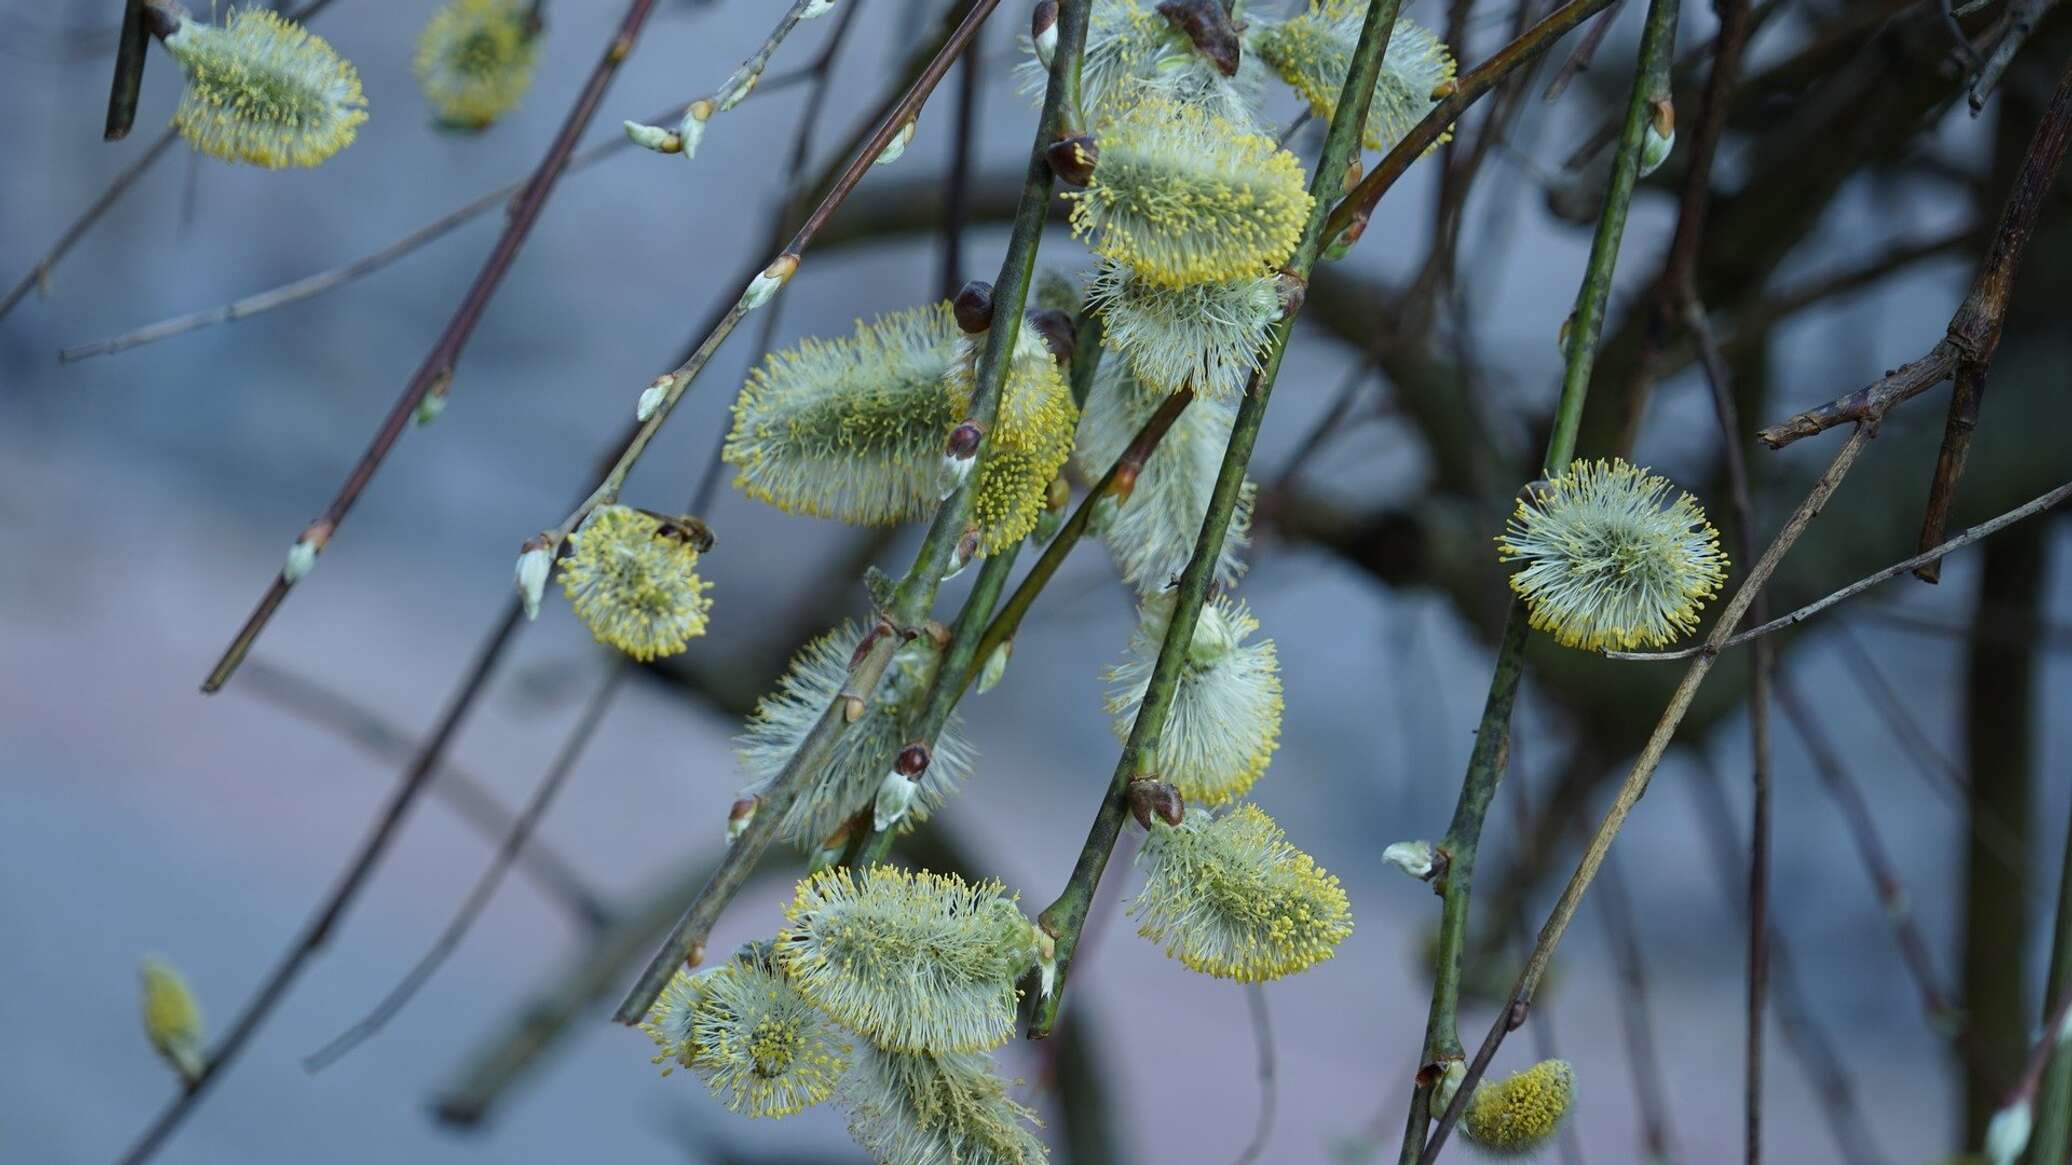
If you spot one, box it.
[896,743,931,776]
[1273,269,1308,318]
[841,694,866,723]
[953,281,995,333]
[921,620,954,650]
[1045,474,1071,512]
[1025,308,1077,366]
[1031,0,1058,45]
[1341,156,1365,194]
[728,796,758,824]
[945,420,984,460]
[1046,135,1098,186]
[1127,778,1184,829]
[1649,96,1675,138]
[1156,0,1242,76]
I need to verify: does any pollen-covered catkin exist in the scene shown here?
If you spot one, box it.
[735,623,975,849]
[414,0,539,129]
[1087,259,1280,401]
[641,945,851,1118]
[839,1045,1049,1165]
[1496,458,1728,651]
[1131,804,1352,981]
[724,303,964,526]
[1252,2,1455,154]
[1105,594,1281,805]
[1072,361,1255,594]
[1017,0,1266,127]
[1067,95,1313,288]
[162,7,368,168]
[557,505,714,660]
[1462,1059,1577,1156]
[945,326,1079,556]
[777,866,1038,1054]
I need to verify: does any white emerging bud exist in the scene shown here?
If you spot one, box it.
[726,795,758,845]
[1383,840,1436,881]
[875,119,917,166]
[283,532,321,583]
[636,375,671,423]
[939,451,976,498]
[514,535,553,621]
[801,0,836,17]
[1035,926,1057,999]
[739,254,798,313]
[624,120,682,154]
[977,640,1012,694]
[1429,1059,1467,1119]
[873,770,919,833]
[414,393,448,426]
[1032,4,1058,68]
[1986,1099,2033,1165]
[1639,125,1675,178]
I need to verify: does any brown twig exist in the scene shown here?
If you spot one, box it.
[1758,54,2072,454]
[235,659,611,930]
[1773,670,1990,1072]
[1324,0,1622,248]
[2,0,339,322]
[199,0,663,694]
[1230,985,1278,1165]
[113,602,528,1165]
[301,667,628,1072]
[1914,52,2072,579]
[1688,755,1891,1165]
[1541,0,1627,101]
[1605,479,2072,660]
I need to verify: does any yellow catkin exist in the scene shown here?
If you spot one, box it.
[414,0,539,128]
[163,8,367,168]
[557,505,714,661]
[1066,95,1313,288]
[1463,1060,1577,1156]
[1132,804,1352,982]
[1253,4,1455,153]
[947,329,1078,555]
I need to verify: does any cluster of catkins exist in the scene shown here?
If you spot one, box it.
[613,1,1479,1159]
[147,0,539,169]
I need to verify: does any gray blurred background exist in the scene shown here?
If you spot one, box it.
[3,0,2069,1162]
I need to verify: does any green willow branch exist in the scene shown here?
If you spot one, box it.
[1395,0,1677,1155]
[2031,792,2072,1165]
[610,0,1095,1026]
[1420,423,1876,1165]
[1029,0,1407,1042]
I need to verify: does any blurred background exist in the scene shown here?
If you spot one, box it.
[3,0,2070,1161]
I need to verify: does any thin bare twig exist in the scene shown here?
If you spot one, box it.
[1605,479,2072,661]
[199,0,665,694]
[0,0,339,323]
[1230,986,1278,1165]
[105,0,151,141]
[1540,0,1627,101]
[300,667,627,1072]
[1773,671,1991,1076]
[236,659,610,930]
[1758,54,2072,453]
[1916,53,2072,579]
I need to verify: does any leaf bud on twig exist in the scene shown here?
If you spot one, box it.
[874,118,918,166]
[977,640,1013,693]
[1046,134,1099,187]
[953,280,996,333]
[1383,840,1437,881]
[514,533,554,620]
[725,795,758,845]
[1127,777,1185,829]
[739,253,798,312]
[283,519,332,584]
[873,768,919,831]
[636,373,672,423]
[1031,0,1059,67]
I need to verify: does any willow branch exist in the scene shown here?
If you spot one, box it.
[57,69,830,363]
[235,659,610,930]
[544,0,1006,547]
[200,0,664,694]
[1605,479,2072,661]
[1322,0,1620,249]
[1031,0,1406,1043]
[1915,55,2072,579]
[301,667,627,1072]
[105,0,151,141]
[1,0,337,322]
[1396,0,1676,1153]
[610,0,1092,1026]
[625,0,830,153]
[2031,792,2072,1165]
[1231,985,1279,1165]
